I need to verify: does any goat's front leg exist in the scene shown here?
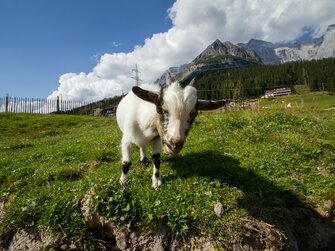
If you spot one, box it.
[152,137,162,188]
[120,137,132,185]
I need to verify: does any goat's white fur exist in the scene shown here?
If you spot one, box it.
[116,80,227,188]
[116,82,197,188]
[117,83,161,158]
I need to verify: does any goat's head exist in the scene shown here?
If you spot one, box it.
[132,74,228,155]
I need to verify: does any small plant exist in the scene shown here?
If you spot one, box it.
[93,180,139,228]
[167,207,192,238]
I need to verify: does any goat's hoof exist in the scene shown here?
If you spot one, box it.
[152,176,162,189]
[119,174,128,186]
[119,179,127,186]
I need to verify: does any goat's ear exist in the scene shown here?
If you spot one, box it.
[132,86,160,105]
[165,71,174,86]
[197,99,229,111]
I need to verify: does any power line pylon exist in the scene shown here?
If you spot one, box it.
[131,64,142,86]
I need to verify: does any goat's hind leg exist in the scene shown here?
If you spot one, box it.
[139,147,149,165]
[120,137,132,185]
[151,137,162,188]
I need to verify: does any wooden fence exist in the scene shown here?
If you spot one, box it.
[0,95,89,114]
[1,90,265,115]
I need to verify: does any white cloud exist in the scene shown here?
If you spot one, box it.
[49,0,335,102]
[48,72,127,102]
[112,41,121,47]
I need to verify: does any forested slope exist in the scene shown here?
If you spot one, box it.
[195,58,335,100]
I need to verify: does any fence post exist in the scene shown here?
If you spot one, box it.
[5,94,9,112]
[56,96,60,113]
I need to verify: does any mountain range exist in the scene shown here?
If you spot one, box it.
[156,24,335,84]
[239,24,335,64]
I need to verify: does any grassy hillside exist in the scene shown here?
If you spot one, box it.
[0,92,334,249]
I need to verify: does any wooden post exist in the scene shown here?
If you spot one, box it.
[56,96,60,113]
[30,98,32,113]
[13,97,17,113]
[5,94,9,112]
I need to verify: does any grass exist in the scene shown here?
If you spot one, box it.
[260,91,335,109]
[0,92,334,249]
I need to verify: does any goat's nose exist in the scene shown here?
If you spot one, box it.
[171,139,184,149]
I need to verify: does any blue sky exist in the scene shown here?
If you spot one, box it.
[0,0,173,98]
[1,0,334,101]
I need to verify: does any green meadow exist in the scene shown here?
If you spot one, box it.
[0,92,334,249]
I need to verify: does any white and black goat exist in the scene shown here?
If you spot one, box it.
[116,75,227,188]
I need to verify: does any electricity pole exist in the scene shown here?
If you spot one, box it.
[131,64,142,86]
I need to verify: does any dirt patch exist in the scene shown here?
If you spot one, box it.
[238,217,286,250]
[0,202,4,221]
[1,227,55,251]
[314,166,333,176]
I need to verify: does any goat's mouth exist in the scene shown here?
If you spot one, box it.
[163,141,184,155]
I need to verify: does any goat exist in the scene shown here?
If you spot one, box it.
[116,74,228,188]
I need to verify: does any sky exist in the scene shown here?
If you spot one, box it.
[1,0,335,102]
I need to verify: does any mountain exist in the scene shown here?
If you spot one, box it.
[240,24,335,64]
[193,39,260,63]
[156,39,261,84]
[316,24,335,59]
[155,64,187,84]
[157,24,335,84]
[238,39,280,65]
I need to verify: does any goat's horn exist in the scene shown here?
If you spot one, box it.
[165,71,174,86]
[188,78,196,86]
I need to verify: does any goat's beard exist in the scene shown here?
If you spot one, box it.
[156,119,184,155]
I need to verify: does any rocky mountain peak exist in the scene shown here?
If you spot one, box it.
[246,39,274,47]
[239,39,279,65]
[274,24,335,63]
[326,24,335,32]
[193,39,261,64]
[155,39,262,84]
